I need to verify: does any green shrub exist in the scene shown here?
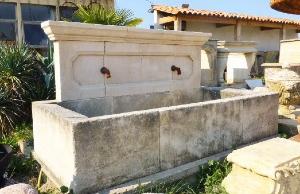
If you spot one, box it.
[0,44,37,133]
[6,154,39,179]
[74,4,143,26]
[14,123,33,142]
[0,123,33,150]
[0,43,55,135]
[136,160,231,194]
[137,181,198,194]
[0,89,24,136]
[197,160,231,194]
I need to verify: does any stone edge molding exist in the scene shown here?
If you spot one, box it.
[217,41,257,53]
[41,21,211,45]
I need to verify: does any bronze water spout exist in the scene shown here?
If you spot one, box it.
[171,65,181,75]
[100,67,111,78]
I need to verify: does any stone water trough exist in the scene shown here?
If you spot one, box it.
[33,21,279,194]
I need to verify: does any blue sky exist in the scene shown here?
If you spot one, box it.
[115,0,300,29]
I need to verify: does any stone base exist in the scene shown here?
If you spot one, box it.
[263,63,300,105]
[222,138,300,194]
[223,164,300,194]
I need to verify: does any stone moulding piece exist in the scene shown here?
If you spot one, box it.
[217,41,257,53]
[41,21,211,46]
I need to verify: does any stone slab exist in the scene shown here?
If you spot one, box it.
[245,79,264,89]
[227,138,300,180]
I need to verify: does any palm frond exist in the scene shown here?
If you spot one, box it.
[74,4,143,26]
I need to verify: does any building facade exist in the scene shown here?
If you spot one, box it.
[152,5,300,52]
[0,0,114,50]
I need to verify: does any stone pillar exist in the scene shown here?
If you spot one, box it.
[234,21,242,41]
[174,17,182,31]
[153,10,163,30]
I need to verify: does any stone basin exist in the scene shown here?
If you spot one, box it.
[33,88,278,193]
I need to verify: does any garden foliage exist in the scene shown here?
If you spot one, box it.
[0,43,55,135]
[74,4,143,26]
[137,160,232,194]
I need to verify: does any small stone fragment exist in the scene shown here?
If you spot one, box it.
[0,183,38,194]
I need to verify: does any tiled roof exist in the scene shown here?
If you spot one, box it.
[152,5,300,26]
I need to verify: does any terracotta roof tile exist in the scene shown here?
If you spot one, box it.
[152,5,300,26]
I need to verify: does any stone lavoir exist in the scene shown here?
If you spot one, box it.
[32,21,279,194]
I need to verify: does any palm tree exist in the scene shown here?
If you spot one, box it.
[74,4,143,26]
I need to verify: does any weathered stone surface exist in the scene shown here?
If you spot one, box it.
[223,138,300,194]
[263,64,300,105]
[159,98,242,170]
[0,183,38,194]
[59,89,204,117]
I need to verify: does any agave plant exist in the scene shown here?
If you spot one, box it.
[74,4,143,26]
[0,43,55,135]
[34,43,55,101]
[0,44,38,134]
[0,44,39,99]
[0,89,24,134]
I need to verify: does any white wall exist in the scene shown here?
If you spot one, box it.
[187,22,235,41]
[186,21,298,51]
[241,26,297,51]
